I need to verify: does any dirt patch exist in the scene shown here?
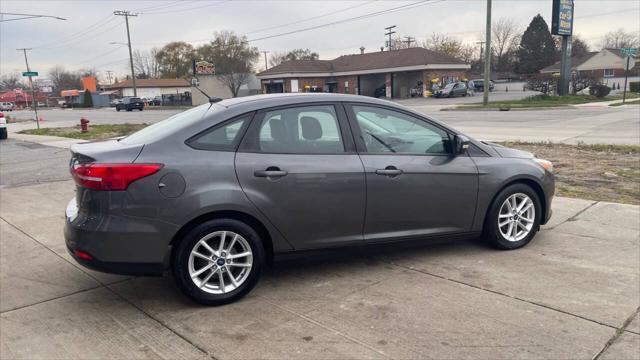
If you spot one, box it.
[502,142,640,205]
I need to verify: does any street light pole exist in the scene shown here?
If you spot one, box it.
[262,51,269,71]
[17,48,40,129]
[482,0,492,106]
[113,10,138,97]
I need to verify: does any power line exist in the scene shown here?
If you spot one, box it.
[30,14,115,49]
[244,0,377,35]
[247,0,443,43]
[134,0,193,13]
[143,0,231,15]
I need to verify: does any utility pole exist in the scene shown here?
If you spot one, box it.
[17,48,40,129]
[385,25,396,50]
[113,10,138,97]
[106,70,113,85]
[403,36,415,48]
[262,51,269,71]
[482,0,492,106]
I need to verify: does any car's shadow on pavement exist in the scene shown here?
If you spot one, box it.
[116,236,489,308]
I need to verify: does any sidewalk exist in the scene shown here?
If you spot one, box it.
[9,132,86,149]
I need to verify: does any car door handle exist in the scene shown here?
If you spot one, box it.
[254,168,288,178]
[375,167,403,176]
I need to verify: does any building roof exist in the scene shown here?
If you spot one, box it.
[107,78,190,89]
[257,47,468,77]
[539,51,598,73]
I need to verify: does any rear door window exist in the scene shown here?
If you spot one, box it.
[256,105,345,154]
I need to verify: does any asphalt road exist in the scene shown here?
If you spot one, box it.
[6,92,640,145]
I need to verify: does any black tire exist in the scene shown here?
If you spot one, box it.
[172,218,265,305]
[483,183,541,250]
[116,108,121,112]
[138,108,143,111]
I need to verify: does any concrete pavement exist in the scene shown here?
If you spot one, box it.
[1,178,638,358]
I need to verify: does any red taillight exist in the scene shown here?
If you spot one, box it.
[74,249,93,261]
[71,163,163,191]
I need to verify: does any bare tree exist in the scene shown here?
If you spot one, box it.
[48,66,83,93]
[156,41,195,78]
[133,48,160,79]
[492,18,520,73]
[269,52,288,68]
[196,30,259,97]
[423,33,475,62]
[600,28,640,49]
[0,73,25,90]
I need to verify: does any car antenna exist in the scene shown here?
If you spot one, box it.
[191,78,222,103]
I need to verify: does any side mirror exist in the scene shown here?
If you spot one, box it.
[454,135,470,154]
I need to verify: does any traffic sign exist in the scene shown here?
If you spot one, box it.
[621,48,637,57]
[22,71,38,77]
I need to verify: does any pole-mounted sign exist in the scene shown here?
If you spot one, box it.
[22,71,38,77]
[620,48,637,104]
[551,0,574,36]
[553,0,574,96]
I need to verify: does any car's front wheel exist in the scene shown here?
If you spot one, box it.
[172,218,264,305]
[484,183,541,250]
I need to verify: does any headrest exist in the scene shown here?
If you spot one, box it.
[269,118,287,142]
[300,116,322,140]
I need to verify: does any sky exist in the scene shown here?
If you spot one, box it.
[1,0,639,82]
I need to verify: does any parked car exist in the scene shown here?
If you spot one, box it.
[0,102,15,111]
[374,85,386,98]
[0,112,7,140]
[65,93,555,305]
[472,79,495,92]
[110,98,122,107]
[115,97,144,112]
[433,82,467,98]
[151,96,162,106]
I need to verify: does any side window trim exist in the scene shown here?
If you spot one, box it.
[185,111,255,152]
[238,102,356,154]
[344,102,455,156]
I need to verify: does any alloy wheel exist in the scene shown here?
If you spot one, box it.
[188,231,253,294]
[498,193,535,242]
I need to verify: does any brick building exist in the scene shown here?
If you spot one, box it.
[256,47,470,99]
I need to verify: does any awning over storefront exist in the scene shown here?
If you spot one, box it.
[61,89,80,97]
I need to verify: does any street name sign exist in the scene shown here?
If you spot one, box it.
[22,71,38,77]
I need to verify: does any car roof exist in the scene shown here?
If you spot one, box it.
[214,93,399,109]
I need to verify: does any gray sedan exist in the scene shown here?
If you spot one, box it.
[64,93,554,305]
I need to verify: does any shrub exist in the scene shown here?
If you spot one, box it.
[589,84,611,98]
[630,81,640,93]
[82,90,93,108]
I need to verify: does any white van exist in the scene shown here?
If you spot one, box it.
[0,102,15,111]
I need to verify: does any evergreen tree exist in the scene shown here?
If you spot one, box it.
[83,90,93,108]
[515,14,558,74]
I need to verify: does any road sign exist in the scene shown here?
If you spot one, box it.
[621,48,637,57]
[552,0,574,36]
[22,71,38,77]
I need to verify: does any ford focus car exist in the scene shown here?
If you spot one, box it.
[65,93,554,305]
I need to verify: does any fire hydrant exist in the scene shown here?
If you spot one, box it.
[80,117,90,133]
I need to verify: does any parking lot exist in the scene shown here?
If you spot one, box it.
[1,138,638,359]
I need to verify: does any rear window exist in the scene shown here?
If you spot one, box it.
[119,105,212,145]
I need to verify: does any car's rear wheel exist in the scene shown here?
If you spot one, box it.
[116,108,121,112]
[172,218,264,305]
[484,183,541,250]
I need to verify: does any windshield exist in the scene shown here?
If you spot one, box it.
[119,105,213,145]
[444,83,455,90]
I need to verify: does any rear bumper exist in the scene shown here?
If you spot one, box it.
[64,197,174,276]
